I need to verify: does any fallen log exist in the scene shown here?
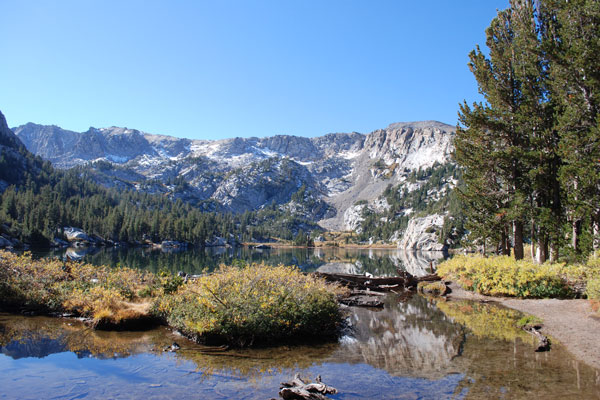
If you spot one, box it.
[313,271,417,292]
[279,374,337,400]
[417,273,442,282]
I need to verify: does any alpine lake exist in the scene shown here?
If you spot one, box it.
[1,246,599,399]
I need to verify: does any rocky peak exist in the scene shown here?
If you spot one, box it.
[363,121,454,170]
[0,111,25,150]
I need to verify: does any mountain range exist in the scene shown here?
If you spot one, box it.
[13,120,456,237]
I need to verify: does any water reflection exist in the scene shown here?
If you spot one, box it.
[1,294,599,399]
[35,246,447,277]
[337,295,465,380]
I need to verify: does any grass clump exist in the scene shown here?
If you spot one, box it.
[516,315,543,328]
[153,263,346,347]
[436,254,595,298]
[417,280,447,296]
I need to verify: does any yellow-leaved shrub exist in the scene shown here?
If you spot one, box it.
[437,254,599,298]
[152,263,346,347]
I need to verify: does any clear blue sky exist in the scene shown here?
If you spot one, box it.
[1,1,508,140]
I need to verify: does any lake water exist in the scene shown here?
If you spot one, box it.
[3,248,599,399]
[33,245,448,277]
[1,294,599,399]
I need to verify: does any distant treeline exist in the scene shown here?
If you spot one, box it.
[0,151,319,247]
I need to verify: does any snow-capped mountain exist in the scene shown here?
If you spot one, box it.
[13,120,455,232]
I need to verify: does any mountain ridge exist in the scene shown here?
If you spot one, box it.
[14,119,456,234]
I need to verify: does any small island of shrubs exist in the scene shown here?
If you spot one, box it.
[0,251,346,347]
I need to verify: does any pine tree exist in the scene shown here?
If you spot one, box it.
[457,1,545,260]
[542,0,600,257]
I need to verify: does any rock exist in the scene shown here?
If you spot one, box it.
[317,262,360,275]
[343,204,366,232]
[205,236,227,247]
[163,342,181,352]
[64,227,91,242]
[52,238,69,248]
[161,240,186,248]
[0,236,12,248]
[398,214,447,251]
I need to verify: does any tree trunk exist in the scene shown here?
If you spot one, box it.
[593,212,600,257]
[572,218,581,254]
[530,219,536,260]
[549,241,559,263]
[536,235,548,264]
[513,220,524,260]
[499,230,507,255]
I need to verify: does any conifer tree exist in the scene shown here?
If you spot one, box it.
[457,1,544,260]
[542,0,600,256]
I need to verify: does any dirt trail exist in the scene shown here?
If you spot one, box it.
[447,282,600,370]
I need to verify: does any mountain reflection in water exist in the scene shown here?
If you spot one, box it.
[1,294,599,399]
[35,246,447,277]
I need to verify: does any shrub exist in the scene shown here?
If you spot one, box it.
[0,250,156,325]
[417,280,447,296]
[153,263,345,347]
[436,255,592,298]
[586,277,600,300]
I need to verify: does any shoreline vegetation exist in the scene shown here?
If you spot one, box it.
[0,250,346,346]
[3,249,600,368]
[436,254,600,300]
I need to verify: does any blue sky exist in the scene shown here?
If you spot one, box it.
[1,1,508,140]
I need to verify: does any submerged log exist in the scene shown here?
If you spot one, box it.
[339,295,384,308]
[279,374,337,400]
[522,325,551,352]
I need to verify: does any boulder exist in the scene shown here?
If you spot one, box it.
[64,227,91,242]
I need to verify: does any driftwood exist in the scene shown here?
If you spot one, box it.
[315,271,441,291]
[279,374,337,400]
[314,271,443,307]
[522,325,551,352]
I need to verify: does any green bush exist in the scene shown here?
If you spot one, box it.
[153,263,345,347]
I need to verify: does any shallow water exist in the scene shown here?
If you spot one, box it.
[1,294,598,399]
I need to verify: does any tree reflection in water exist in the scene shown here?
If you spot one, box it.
[1,294,599,399]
